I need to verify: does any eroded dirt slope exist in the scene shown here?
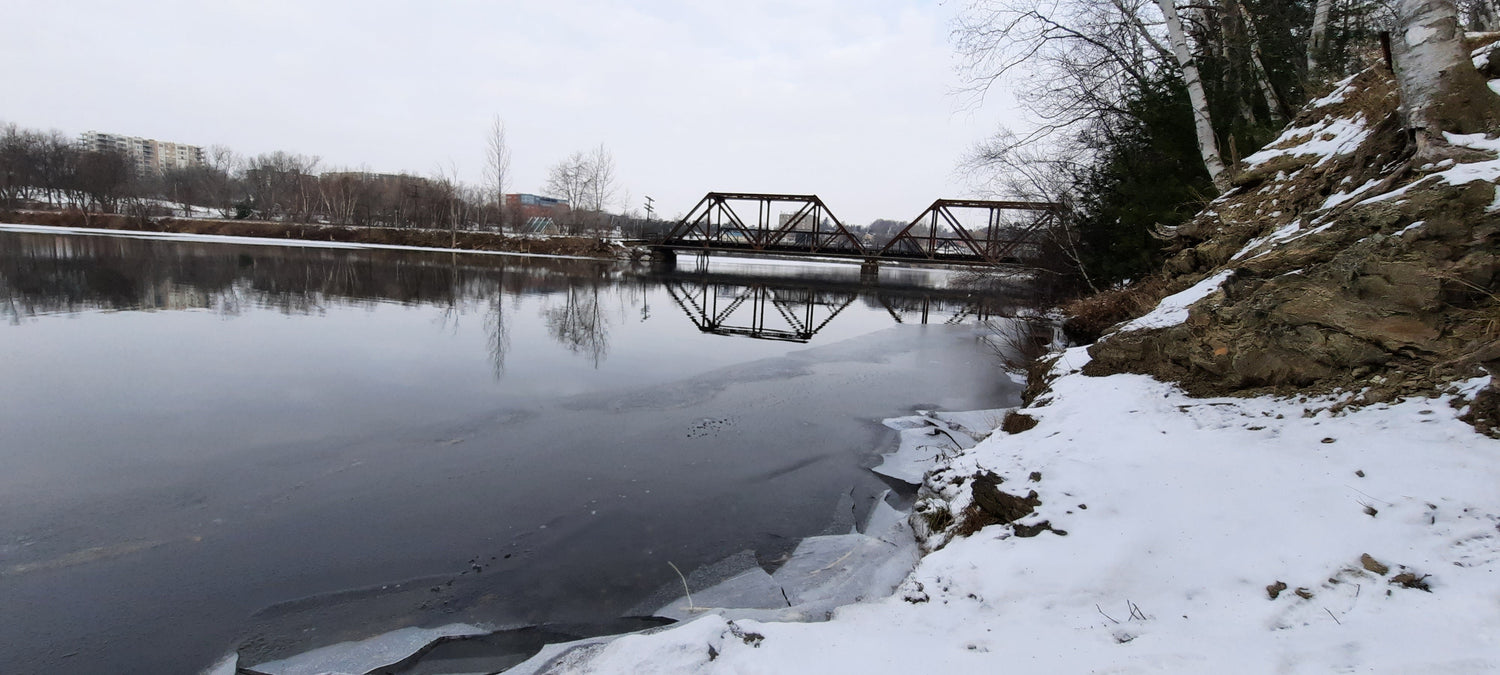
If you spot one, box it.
[1081,50,1500,433]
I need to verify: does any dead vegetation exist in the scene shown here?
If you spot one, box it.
[1059,276,1172,344]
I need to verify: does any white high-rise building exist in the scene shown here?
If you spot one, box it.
[78,131,206,174]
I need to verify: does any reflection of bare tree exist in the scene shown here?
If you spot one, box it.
[0,230,607,320]
[485,292,511,380]
[542,283,609,366]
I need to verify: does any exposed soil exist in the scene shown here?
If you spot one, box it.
[0,209,627,259]
[1065,60,1500,431]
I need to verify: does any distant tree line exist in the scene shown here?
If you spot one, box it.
[0,120,662,238]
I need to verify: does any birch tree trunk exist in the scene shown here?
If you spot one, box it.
[1156,0,1229,190]
[1392,0,1500,159]
[1308,0,1335,76]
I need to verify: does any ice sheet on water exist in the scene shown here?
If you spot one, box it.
[651,488,919,624]
[770,532,915,607]
[872,415,977,484]
[928,408,1009,437]
[860,492,908,538]
[245,623,487,675]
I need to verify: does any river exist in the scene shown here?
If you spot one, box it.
[0,226,1025,673]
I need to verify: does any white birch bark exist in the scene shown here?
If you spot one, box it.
[1308,0,1335,75]
[1156,0,1229,189]
[1392,0,1500,158]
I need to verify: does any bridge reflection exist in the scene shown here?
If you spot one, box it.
[651,267,1024,343]
[665,282,856,343]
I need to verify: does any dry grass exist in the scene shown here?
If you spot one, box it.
[1060,277,1172,344]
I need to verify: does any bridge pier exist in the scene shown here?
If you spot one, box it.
[860,259,879,282]
[650,247,676,271]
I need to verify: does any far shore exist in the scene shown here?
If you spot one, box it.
[0,208,629,259]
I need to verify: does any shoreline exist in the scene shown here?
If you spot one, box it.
[205,402,1017,675]
[0,210,627,260]
[498,350,1500,674]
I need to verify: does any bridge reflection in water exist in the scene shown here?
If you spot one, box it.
[666,282,856,343]
[653,266,1021,343]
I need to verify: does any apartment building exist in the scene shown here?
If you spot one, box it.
[78,131,206,174]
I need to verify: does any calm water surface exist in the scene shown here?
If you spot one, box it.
[0,227,1025,673]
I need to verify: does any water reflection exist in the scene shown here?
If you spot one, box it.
[0,231,613,319]
[655,265,1023,343]
[543,284,610,365]
[0,230,1032,374]
[664,281,855,343]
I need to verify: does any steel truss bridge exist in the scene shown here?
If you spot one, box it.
[653,192,1059,271]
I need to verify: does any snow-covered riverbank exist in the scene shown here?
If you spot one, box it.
[510,348,1499,673]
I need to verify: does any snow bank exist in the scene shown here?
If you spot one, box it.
[1242,114,1370,169]
[520,351,1500,673]
[1115,270,1232,333]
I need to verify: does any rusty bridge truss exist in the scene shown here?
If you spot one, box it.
[657,192,1059,268]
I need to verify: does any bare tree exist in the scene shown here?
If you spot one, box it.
[204,145,241,217]
[485,116,512,230]
[584,143,618,212]
[963,131,1098,292]
[0,123,34,209]
[544,144,619,213]
[245,151,319,220]
[544,151,590,208]
[954,1,1168,149]
[71,149,133,221]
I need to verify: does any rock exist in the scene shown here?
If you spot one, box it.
[1360,553,1390,575]
[1002,412,1039,434]
[1267,581,1288,599]
[969,474,1039,525]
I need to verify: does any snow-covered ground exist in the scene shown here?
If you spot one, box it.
[511,349,1499,674]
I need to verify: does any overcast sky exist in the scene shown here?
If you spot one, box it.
[4,0,1023,224]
